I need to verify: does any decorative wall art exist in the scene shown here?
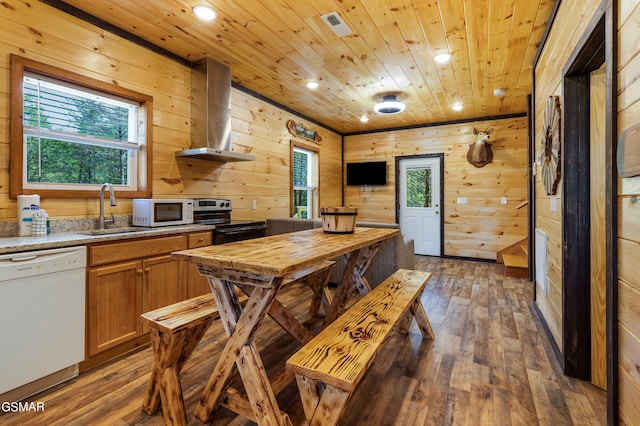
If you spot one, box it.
[466,127,494,168]
[540,96,561,195]
[287,120,322,144]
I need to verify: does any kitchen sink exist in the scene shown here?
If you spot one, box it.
[78,227,150,236]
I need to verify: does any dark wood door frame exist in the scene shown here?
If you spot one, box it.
[562,70,593,379]
[560,2,617,424]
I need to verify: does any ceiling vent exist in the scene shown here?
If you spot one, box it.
[321,12,352,37]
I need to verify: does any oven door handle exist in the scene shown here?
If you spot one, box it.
[216,225,267,235]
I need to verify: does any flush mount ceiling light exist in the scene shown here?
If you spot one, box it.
[305,81,319,89]
[493,88,506,96]
[193,5,217,21]
[434,52,452,64]
[374,95,405,114]
[360,114,369,123]
[452,102,463,111]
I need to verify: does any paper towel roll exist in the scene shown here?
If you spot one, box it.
[17,195,40,237]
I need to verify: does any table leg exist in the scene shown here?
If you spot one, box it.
[306,270,333,316]
[351,240,384,296]
[194,277,285,423]
[236,340,292,426]
[324,250,360,325]
[238,284,313,345]
[323,240,389,327]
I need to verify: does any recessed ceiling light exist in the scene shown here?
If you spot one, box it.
[306,81,319,89]
[360,114,369,123]
[452,102,463,111]
[374,95,405,114]
[193,5,217,21]
[434,53,451,64]
[493,88,506,96]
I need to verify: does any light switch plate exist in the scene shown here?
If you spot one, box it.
[550,196,557,212]
[501,197,508,205]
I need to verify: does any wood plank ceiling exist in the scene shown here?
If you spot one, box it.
[50,0,555,134]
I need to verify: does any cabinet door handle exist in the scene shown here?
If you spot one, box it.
[137,269,143,274]
[144,268,150,273]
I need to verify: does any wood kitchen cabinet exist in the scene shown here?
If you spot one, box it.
[87,260,142,357]
[86,234,189,358]
[186,230,213,298]
[141,254,186,333]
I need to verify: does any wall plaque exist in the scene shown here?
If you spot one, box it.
[287,120,322,144]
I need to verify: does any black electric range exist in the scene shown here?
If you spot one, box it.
[193,198,267,244]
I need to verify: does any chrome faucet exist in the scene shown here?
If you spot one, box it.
[99,183,117,230]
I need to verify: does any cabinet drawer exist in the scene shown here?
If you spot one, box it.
[188,231,212,248]
[89,235,187,266]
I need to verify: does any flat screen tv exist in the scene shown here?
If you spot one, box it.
[346,161,387,186]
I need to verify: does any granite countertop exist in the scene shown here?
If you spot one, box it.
[0,224,216,255]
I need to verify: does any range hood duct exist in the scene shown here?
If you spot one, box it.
[176,57,255,162]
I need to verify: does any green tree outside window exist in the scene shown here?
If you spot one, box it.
[406,168,432,208]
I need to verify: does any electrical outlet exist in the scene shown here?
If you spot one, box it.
[457,197,467,204]
[251,200,257,210]
[501,197,508,205]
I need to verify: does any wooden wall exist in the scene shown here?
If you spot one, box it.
[0,1,342,226]
[163,88,343,221]
[343,117,528,260]
[532,0,602,350]
[618,0,640,422]
[535,0,640,421]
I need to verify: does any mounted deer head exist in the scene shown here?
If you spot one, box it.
[467,127,494,168]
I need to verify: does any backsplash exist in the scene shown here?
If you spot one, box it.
[0,216,132,238]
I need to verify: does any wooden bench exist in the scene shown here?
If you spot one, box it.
[286,269,434,426]
[141,260,336,425]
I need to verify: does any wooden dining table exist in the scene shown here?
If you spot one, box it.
[172,226,400,425]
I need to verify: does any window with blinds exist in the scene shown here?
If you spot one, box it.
[22,73,140,190]
[292,146,317,219]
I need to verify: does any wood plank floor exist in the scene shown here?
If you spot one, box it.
[0,256,606,425]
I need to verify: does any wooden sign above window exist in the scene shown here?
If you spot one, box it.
[287,120,322,144]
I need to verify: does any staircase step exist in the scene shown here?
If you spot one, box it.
[496,237,528,264]
[503,254,528,278]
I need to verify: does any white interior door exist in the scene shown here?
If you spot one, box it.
[399,157,441,256]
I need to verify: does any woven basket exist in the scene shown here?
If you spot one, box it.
[320,207,358,234]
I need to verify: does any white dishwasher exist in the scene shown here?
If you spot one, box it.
[0,246,86,400]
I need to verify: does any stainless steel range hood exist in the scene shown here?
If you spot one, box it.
[176,57,255,162]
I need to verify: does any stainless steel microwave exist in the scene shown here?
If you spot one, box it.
[132,199,194,227]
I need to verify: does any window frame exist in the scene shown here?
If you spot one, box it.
[290,141,319,219]
[9,54,153,199]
